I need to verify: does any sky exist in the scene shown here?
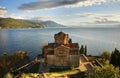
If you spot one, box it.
[0,0,120,27]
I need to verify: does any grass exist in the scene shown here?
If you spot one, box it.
[19,66,87,78]
[49,68,87,78]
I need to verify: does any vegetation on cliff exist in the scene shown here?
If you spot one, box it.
[0,51,30,78]
[0,18,45,29]
[2,48,120,78]
[100,51,111,60]
[87,48,120,78]
[87,60,120,78]
[110,48,120,67]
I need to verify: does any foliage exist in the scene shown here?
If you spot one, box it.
[4,72,13,78]
[100,51,111,60]
[69,38,72,43]
[110,48,120,67]
[80,45,85,54]
[0,51,30,78]
[0,18,45,29]
[20,73,43,78]
[19,70,86,78]
[85,45,87,55]
[87,62,120,78]
[80,45,87,55]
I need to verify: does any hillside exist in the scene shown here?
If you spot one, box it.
[41,21,66,28]
[30,20,66,28]
[0,18,45,29]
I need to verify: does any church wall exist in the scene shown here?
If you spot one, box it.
[54,46,69,57]
[47,55,80,67]
[46,55,55,65]
[68,55,80,67]
[54,56,68,66]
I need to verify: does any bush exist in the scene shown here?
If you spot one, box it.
[100,51,111,60]
[87,63,120,78]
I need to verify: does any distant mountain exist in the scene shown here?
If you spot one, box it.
[41,21,66,28]
[30,20,66,28]
[0,18,45,29]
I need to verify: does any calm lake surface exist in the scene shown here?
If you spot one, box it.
[0,27,120,58]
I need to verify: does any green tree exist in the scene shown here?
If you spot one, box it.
[4,73,13,78]
[21,73,27,78]
[85,45,87,56]
[110,48,120,67]
[69,38,72,43]
[80,45,84,54]
[100,51,111,60]
[0,51,30,78]
[87,63,120,78]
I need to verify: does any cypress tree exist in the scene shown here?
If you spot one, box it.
[110,48,120,67]
[69,38,72,43]
[80,45,84,54]
[85,45,87,56]
[110,52,114,64]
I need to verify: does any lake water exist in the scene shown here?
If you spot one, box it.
[0,27,120,58]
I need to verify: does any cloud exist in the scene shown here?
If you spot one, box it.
[5,12,54,20]
[63,21,94,26]
[94,18,120,25]
[63,13,120,26]
[18,0,81,11]
[76,13,120,18]
[76,13,120,22]
[0,6,7,17]
[64,20,120,27]
[18,0,119,11]
[31,15,54,21]
[5,13,28,19]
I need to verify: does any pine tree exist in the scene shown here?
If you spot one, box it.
[110,52,114,64]
[110,48,120,67]
[69,38,72,43]
[80,45,84,54]
[85,45,87,56]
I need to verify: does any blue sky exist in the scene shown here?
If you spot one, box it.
[0,0,120,27]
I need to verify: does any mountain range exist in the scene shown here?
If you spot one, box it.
[0,18,66,29]
[41,20,66,28]
[29,20,66,28]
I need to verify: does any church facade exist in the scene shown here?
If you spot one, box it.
[42,32,81,67]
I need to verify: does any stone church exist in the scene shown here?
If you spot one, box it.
[42,32,81,67]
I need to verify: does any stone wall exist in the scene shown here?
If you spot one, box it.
[54,45,69,57]
[68,55,80,67]
[46,55,80,67]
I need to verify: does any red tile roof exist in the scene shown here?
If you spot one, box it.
[69,43,79,48]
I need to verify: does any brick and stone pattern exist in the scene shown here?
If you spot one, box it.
[43,32,80,67]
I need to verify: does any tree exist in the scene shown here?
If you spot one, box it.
[87,62,120,78]
[4,73,13,78]
[80,45,84,54]
[69,38,72,43]
[0,51,30,78]
[100,51,111,60]
[85,45,87,56]
[110,48,120,67]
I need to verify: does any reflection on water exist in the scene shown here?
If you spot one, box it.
[0,28,120,58]
[0,31,9,52]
